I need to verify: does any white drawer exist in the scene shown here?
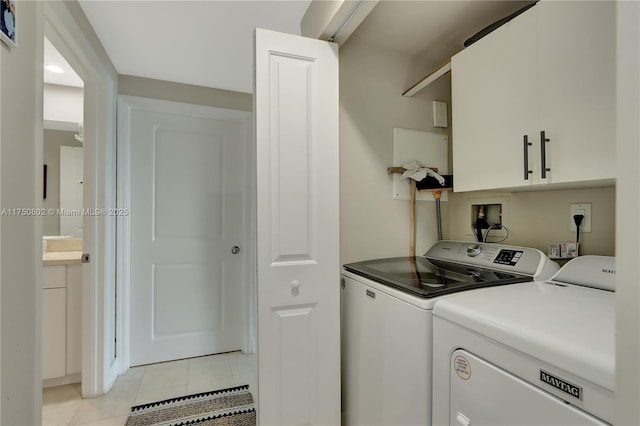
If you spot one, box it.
[43,266,66,289]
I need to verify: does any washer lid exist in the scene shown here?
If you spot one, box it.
[433,281,615,391]
[343,256,532,298]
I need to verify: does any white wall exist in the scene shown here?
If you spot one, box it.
[0,0,117,420]
[447,187,615,256]
[1,1,43,424]
[339,37,451,264]
[118,75,252,111]
[43,83,83,124]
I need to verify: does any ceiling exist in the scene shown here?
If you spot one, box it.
[350,1,531,68]
[44,37,84,88]
[52,1,530,94]
[77,0,311,94]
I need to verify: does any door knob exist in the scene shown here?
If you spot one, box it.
[231,246,240,254]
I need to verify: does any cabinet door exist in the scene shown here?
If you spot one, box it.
[43,265,65,289]
[452,7,538,192]
[66,265,82,375]
[537,1,616,185]
[43,288,66,380]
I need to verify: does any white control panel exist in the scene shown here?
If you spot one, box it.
[423,240,558,278]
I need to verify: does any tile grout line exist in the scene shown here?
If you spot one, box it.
[67,400,82,426]
[62,384,85,426]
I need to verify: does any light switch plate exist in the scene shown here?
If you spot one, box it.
[433,101,448,128]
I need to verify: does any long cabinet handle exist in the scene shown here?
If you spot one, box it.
[540,130,551,178]
[523,135,533,180]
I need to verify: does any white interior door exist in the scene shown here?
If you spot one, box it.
[60,145,83,236]
[255,28,340,425]
[128,97,251,366]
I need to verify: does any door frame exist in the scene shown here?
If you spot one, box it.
[117,95,255,370]
[43,2,118,396]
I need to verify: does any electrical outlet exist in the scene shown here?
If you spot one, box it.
[570,203,592,233]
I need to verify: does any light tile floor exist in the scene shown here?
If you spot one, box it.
[42,351,257,426]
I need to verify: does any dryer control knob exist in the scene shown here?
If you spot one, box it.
[466,244,482,257]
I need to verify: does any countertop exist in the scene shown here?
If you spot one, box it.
[43,238,82,266]
[43,250,83,266]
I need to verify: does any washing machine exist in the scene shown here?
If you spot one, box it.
[341,240,559,425]
[431,255,615,425]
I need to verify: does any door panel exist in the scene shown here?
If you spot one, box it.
[255,28,340,425]
[152,264,222,336]
[269,54,316,263]
[268,53,316,263]
[153,129,223,239]
[129,99,251,366]
[272,305,316,424]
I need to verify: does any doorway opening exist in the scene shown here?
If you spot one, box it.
[117,95,256,367]
[41,36,85,393]
[42,0,119,404]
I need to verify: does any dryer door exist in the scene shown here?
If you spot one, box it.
[449,350,606,425]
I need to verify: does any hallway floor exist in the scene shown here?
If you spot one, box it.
[42,351,257,426]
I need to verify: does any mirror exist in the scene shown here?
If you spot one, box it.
[43,126,83,237]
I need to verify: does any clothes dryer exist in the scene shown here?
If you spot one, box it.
[432,256,615,425]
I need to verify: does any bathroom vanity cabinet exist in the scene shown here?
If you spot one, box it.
[42,263,82,383]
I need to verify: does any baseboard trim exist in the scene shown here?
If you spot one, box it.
[43,373,81,388]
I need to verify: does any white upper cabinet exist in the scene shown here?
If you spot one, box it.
[536,1,615,186]
[452,1,615,192]
[452,7,538,191]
